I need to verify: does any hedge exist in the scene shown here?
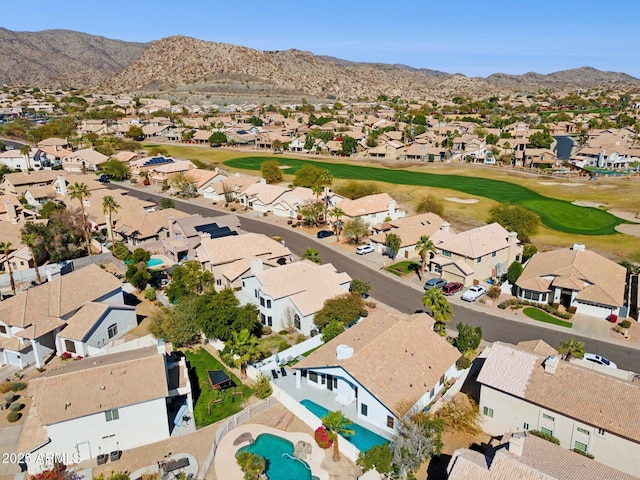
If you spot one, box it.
[498,299,572,319]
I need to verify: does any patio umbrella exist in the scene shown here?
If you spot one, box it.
[275,354,280,364]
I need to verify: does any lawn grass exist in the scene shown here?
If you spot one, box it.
[523,307,573,328]
[258,334,290,355]
[224,156,624,236]
[386,261,420,276]
[184,347,253,428]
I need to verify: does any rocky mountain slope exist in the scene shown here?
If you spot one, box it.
[486,67,640,89]
[0,28,147,88]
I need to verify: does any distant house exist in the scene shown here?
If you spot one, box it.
[477,341,640,477]
[239,260,351,335]
[429,222,522,286]
[62,148,109,173]
[337,193,406,228]
[515,244,627,318]
[196,232,292,291]
[18,344,193,474]
[294,309,462,435]
[271,187,316,218]
[114,208,191,248]
[0,170,60,195]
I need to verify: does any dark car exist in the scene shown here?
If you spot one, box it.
[442,282,464,296]
[316,230,334,239]
[98,174,110,183]
[424,278,447,290]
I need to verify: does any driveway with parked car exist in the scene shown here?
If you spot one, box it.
[461,285,486,302]
[355,245,375,255]
[424,278,447,290]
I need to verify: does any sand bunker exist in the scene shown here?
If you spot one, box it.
[539,181,584,186]
[572,201,606,208]
[445,197,479,204]
[609,210,640,223]
[616,224,640,237]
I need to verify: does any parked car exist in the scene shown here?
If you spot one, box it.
[98,174,110,183]
[442,282,464,296]
[424,278,447,290]
[583,353,617,369]
[316,230,334,239]
[355,245,375,255]
[461,285,486,302]
[606,313,618,323]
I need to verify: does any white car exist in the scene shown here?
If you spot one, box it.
[461,285,486,302]
[355,245,375,255]
[583,353,617,369]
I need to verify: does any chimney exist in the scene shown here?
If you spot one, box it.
[4,201,17,223]
[440,222,450,233]
[167,215,175,238]
[507,231,519,264]
[509,432,525,457]
[387,199,396,217]
[572,243,585,252]
[544,354,559,375]
[57,175,67,196]
[250,259,263,274]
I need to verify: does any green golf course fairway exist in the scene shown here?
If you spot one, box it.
[224,156,624,235]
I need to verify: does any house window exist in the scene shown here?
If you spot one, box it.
[105,409,119,422]
[0,325,6,335]
[361,404,368,416]
[477,256,482,263]
[267,316,273,327]
[64,339,76,353]
[574,441,588,453]
[309,372,318,383]
[542,414,554,422]
[540,427,553,436]
[266,299,272,308]
[107,324,118,339]
[260,297,265,307]
[483,406,494,418]
[492,252,497,258]
[577,427,590,436]
[260,313,266,324]
[523,422,529,430]
[430,386,435,398]
[597,428,605,436]
[294,314,301,330]
[255,289,259,298]
[386,416,395,429]
[442,250,451,258]
[216,279,222,286]
[440,374,446,385]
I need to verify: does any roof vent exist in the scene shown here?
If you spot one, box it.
[100,385,106,390]
[336,344,354,360]
[544,355,559,375]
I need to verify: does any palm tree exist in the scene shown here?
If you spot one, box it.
[102,195,121,248]
[21,232,42,284]
[329,207,345,238]
[67,182,92,256]
[322,410,355,462]
[415,235,436,280]
[319,169,333,222]
[0,242,16,296]
[422,287,452,335]
[228,329,260,378]
[301,248,322,264]
[311,183,323,204]
[19,144,31,172]
[558,338,585,361]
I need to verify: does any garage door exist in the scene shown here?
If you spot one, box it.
[4,350,21,367]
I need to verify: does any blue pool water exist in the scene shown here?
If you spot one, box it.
[300,399,389,452]
[237,433,313,480]
[147,257,163,267]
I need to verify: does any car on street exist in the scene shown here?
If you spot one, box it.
[424,278,447,290]
[355,245,375,255]
[461,285,486,302]
[316,230,334,239]
[442,282,464,296]
[583,353,617,368]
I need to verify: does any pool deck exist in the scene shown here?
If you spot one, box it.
[214,424,329,480]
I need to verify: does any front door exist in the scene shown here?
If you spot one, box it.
[326,374,333,391]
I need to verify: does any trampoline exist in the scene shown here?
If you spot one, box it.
[206,370,234,391]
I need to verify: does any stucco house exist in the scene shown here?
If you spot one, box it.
[336,193,406,228]
[162,214,240,262]
[237,183,292,213]
[239,260,351,335]
[369,212,448,259]
[18,344,193,474]
[515,244,627,319]
[429,222,522,286]
[477,341,640,477]
[294,309,462,435]
[62,148,109,173]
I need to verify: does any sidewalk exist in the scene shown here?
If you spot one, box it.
[115,181,640,352]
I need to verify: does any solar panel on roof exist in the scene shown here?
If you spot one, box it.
[194,224,238,239]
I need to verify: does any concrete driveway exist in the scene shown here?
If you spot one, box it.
[0,424,24,476]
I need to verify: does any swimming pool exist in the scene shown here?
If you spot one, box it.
[300,399,389,452]
[147,257,163,267]
[237,433,315,480]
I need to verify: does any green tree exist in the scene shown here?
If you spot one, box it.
[334,180,380,199]
[488,204,540,243]
[321,319,345,342]
[507,261,523,284]
[67,182,92,256]
[22,211,84,262]
[102,195,120,247]
[302,247,322,264]
[343,218,369,244]
[384,233,402,259]
[293,164,323,187]
[149,298,200,347]
[528,131,554,149]
[455,323,482,354]
[271,139,283,152]
[125,125,144,141]
[522,244,538,263]
[160,198,175,209]
[298,201,323,226]
[322,411,355,462]
[340,135,357,156]
[208,131,227,146]
[558,338,585,361]
[328,206,345,237]
[125,261,151,291]
[357,444,393,475]
[314,292,364,329]
[485,133,499,145]
[101,159,130,181]
[228,329,261,377]
[236,451,265,480]
[422,287,453,334]
[195,289,261,341]
[21,231,43,284]
[415,235,436,280]
[349,278,371,298]
[0,242,16,296]
[260,160,283,184]
[165,260,215,302]
[415,194,444,216]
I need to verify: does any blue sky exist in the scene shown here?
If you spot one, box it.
[4,0,640,78]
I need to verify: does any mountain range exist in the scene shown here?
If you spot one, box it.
[1,28,638,100]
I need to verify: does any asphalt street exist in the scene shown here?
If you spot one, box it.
[119,185,640,372]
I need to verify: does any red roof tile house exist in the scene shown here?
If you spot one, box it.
[477,341,640,477]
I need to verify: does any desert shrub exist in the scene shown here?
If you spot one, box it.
[529,429,560,444]
[434,393,481,434]
[620,319,632,329]
[262,326,273,336]
[456,354,473,370]
[253,374,273,399]
[10,382,26,392]
[236,451,265,479]
[287,219,293,225]
[5,393,17,403]
[0,381,11,393]
[486,286,501,299]
[295,334,309,344]
[314,426,333,449]
[357,443,393,474]
[6,411,20,423]
[9,402,24,412]
[567,306,577,314]
[144,287,156,301]
[277,340,290,352]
